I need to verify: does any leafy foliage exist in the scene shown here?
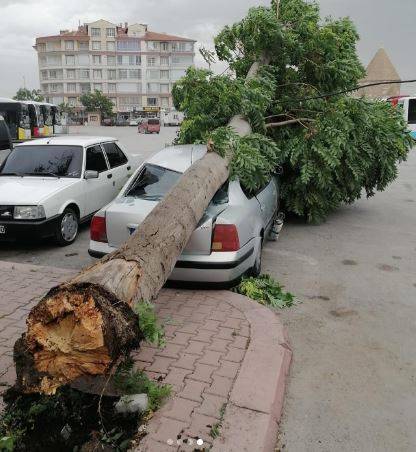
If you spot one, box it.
[233,274,295,309]
[134,301,166,347]
[80,90,114,117]
[172,0,412,223]
[13,88,44,102]
[114,359,171,412]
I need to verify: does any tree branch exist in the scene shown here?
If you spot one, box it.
[266,118,315,128]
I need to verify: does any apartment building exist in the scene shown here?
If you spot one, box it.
[34,20,195,114]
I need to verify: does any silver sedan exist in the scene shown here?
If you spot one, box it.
[88,144,284,284]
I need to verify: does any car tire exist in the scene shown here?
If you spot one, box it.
[55,207,79,246]
[250,238,263,277]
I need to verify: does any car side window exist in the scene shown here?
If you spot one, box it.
[102,142,128,168]
[86,145,108,173]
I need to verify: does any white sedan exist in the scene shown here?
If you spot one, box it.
[0,136,139,246]
[89,145,284,284]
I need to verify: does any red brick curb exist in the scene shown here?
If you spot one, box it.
[208,291,292,452]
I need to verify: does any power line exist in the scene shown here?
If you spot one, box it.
[292,79,416,103]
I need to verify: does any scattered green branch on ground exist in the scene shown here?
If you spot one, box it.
[233,274,295,309]
[134,301,166,348]
[210,403,227,439]
[114,359,171,412]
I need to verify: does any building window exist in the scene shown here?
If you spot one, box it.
[107,55,116,66]
[93,55,102,65]
[92,41,101,51]
[65,55,75,65]
[67,83,76,93]
[78,41,89,50]
[106,41,115,51]
[147,97,158,106]
[106,28,115,37]
[66,69,76,79]
[117,55,123,66]
[147,69,160,80]
[147,83,159,93]
[93,69,102,79]
[93,83,103,92]
[129,55,141,66]
[147,57,156,67]
[68,97,77,106]
[91,28,101,37]
[160,97,169,108]
[160,70,169,80]
[50,84,58,93]
[160,83,169,93]
[118,69,128,79]
[161,42,169,52]
[108,83,116,93]
[129,69,140,79]
[80,83,91,94]
[108,69,117,80]
[49,70,57,79]
[80,69,90,79]
[147,41,159,51]
[160,56,169,66]
[37,43,46,52]
[117,40,140,51]
[40,70,48,80]
[65,41,74,50]
[109,97,116,105]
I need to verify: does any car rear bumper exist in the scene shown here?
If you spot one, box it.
[0,215,60,242]
[88,238,259,283]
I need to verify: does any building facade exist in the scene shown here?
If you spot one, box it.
[34,20,195,115]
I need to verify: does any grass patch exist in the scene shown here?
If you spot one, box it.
[209,403,227,439]
[114,358,171,412]
[134,301,166,347]
[233,274,295,309]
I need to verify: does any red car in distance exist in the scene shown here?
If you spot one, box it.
[138,118,161,134]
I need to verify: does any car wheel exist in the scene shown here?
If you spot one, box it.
[55,207,79,246]
[250,239,263,277]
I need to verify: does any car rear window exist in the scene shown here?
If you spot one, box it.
[125,164,181,201]
[0,145,83,178]
[148,119,160,125]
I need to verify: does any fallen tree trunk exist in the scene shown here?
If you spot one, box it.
[13,65,263,394]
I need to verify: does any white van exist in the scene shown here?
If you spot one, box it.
[162,110,184,127]
[390,96,416,139]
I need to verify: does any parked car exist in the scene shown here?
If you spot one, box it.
[89,145,283,284]
[102,118,115,126]
[115,118,129,127]
[138,118,161,134]
[129,118,140,126]
[0,136,140,246]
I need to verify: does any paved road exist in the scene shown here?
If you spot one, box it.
[0,125,178,269]
[269,150,416,451]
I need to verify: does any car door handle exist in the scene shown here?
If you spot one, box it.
[127,166,131,171]
[107,173,113,179]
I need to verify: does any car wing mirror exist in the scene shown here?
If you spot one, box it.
[84,170,99,180]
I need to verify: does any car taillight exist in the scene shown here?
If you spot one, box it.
[33,127,39,137]
[211,224,240,252]
[90,215,107,243]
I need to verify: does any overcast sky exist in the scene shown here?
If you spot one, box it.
[0,0,415,97]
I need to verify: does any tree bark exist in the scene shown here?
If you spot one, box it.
[13,62,264,395]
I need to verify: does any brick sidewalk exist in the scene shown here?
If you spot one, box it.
[0,261,291,451]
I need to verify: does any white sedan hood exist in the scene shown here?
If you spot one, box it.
[0,176,77,205]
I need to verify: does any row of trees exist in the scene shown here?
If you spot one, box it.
[13,88,114,118]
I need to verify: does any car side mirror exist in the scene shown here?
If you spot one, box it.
[84,170,99,180]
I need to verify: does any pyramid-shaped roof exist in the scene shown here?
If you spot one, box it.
[364,48,401,82]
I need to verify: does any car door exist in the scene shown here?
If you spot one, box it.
[84,145,115,215]
[255,178,278,231]
[101,141,132,195]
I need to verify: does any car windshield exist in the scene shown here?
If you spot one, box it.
[126,164,181,201]
[148,119,159,125]
[0,145,83,178]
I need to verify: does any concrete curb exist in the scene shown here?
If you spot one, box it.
[209,291,292,452]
